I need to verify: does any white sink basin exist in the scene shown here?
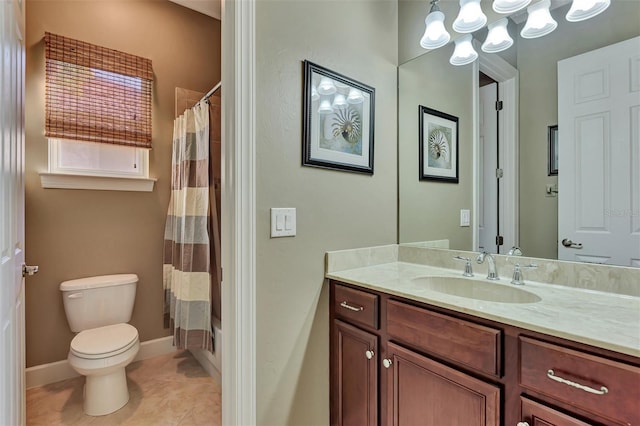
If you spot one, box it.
[412,276,541,304]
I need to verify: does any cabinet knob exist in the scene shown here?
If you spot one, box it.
[516,422,530,426]
[365,350,374,360]
[382,358,392,368]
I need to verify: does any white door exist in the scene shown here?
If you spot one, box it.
[479,82,499,254]
[558,36,640,266]
[1,0,27,424]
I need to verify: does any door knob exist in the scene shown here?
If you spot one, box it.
[382,358,392,368]
[561,238,583,249]
[365,350,374,360]
[22,264,39,277]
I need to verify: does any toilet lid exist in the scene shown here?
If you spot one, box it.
[70,323,138,359]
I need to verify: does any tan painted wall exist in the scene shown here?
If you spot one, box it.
[24,0,220,367]
[517,1,640,259]
[398,47,474,248]
[255,0,398,424]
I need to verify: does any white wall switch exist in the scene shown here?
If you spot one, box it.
[460,209,470,227]
[271,208,296,237]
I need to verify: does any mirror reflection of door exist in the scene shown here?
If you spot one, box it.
[558,36,640,267]
[479,74,500,254]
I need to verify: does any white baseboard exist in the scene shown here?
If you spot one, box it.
[26,336,177,389]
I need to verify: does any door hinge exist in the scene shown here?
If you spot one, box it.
[496,168,504,179]
[496,100,503,111]
[496,236,504,246]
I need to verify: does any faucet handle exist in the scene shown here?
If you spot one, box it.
[453,256,474,277]
[511,263,537,285]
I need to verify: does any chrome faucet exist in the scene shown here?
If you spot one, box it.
[476,252,499,280]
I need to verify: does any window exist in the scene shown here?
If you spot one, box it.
[40,32,155,191]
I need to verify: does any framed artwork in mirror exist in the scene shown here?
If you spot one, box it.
[419,106,459,183]
[548,124,558,176]
[302,60,375,175]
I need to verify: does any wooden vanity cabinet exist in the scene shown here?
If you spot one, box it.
[331,281,500,426]
[520,397,592,426]
[332,319,378,426]
[385,342,500,426]
[330,279,640,426]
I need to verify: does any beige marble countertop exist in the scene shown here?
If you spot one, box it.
[327,261,640,358]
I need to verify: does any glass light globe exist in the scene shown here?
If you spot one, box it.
[347,88,364,104]
[566,0,610,22]
[317,77,337,96]
[318,99,333,114]
[450,34,478,66]
[332,94,347,109]
[481,18,513,53]
[420,10,451,49]
[453,0,487,34]
[521,0,557,39]
[492,0,531,14]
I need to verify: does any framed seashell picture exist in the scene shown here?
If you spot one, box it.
[302,60,375,174]
[418,106,459,183]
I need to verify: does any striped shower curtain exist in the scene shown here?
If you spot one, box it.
[163,101,212,352]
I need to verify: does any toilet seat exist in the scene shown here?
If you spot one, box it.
[70,323,139,360]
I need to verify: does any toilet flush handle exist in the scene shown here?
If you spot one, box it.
[67,292,83,299]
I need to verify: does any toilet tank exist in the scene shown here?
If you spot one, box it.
[60,274,138,332]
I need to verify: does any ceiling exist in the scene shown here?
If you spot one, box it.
[168,0,221,20]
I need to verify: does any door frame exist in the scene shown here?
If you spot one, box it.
[221,0,257,423]
[473,44,519,253]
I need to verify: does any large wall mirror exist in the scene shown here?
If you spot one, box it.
[398,0,640,267]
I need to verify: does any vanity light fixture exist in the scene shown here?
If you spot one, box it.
[332,93,347,109]
[318,99,333,114]
[453,0,487,34]
[481,18,513,53]
[420,0,451,50]
[520,0,557,39]
[449,34,478,66]
[566,0,610,22]
[492,0,530,14]
[346,88,364,104]
[317,77,337,95]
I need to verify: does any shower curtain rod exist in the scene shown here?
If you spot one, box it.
[201,81,222,103]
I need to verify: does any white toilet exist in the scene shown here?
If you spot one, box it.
[60,274,140,416]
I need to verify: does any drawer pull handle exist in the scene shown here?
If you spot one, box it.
[546,369,608,395]
[340,301,364,312]
[516,423,530,426]
[383,358,393,369]
[365,350,374,360]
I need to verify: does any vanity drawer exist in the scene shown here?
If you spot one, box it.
[333,284,379,330]
[519,336,640,425]
[386,300,501,376]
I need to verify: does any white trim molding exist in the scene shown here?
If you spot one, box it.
[474,45,520,252]
[40,173,156,192]
[221,0,257,423]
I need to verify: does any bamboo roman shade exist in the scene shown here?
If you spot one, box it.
[45,32,153,148]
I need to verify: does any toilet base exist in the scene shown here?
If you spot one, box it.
[83,368,129,416]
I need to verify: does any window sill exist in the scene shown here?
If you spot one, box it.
[40,173,156,192]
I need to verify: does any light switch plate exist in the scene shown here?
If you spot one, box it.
[271,208,296,237]
[460,209,470,227]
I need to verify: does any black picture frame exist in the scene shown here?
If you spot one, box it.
[302,60,375,175]
[548,124,558,176]
[419,105,459,183]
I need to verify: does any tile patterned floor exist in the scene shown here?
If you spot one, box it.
[26,350,221,426]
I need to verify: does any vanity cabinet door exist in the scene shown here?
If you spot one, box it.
[384,342,500,426]
[331,319,378,426]
[520,397,591,426]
